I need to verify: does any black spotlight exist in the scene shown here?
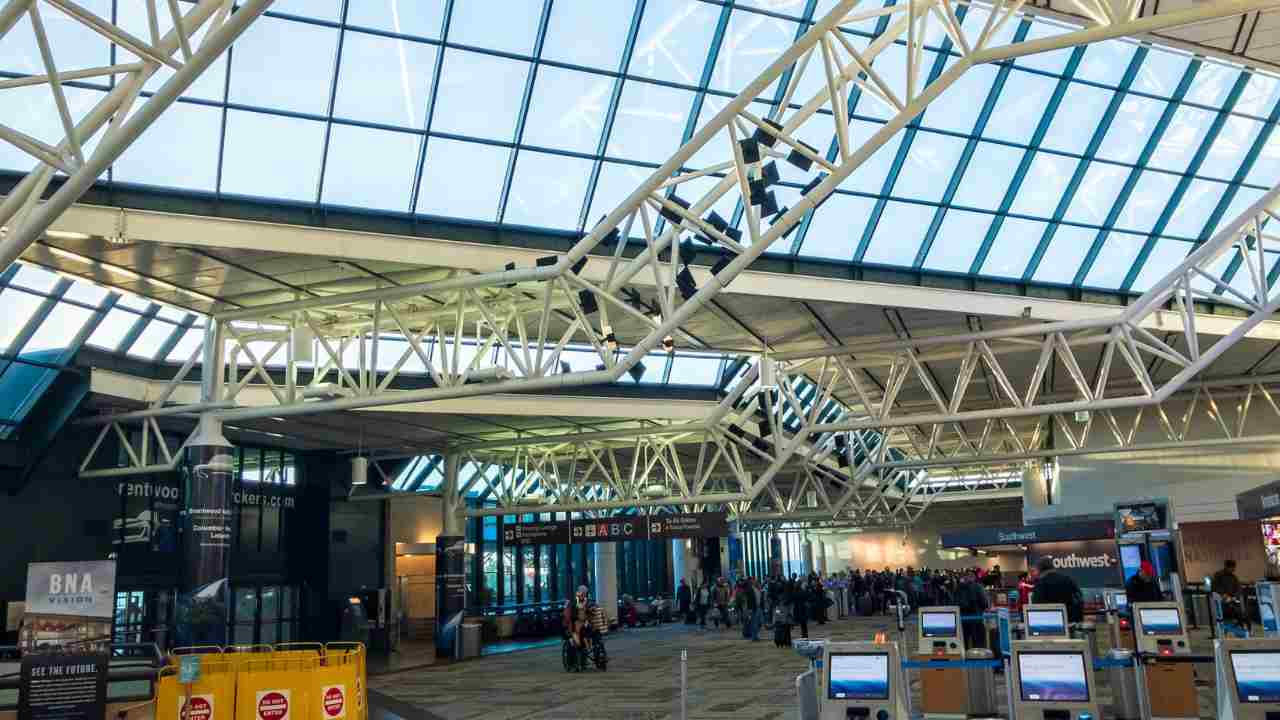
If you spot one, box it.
[836,453,850,469]
[759,192,780,218]
[503,261,517,288]
[801,173,826,195]
[628,362,646,382]
[753,118,783,148]
[571,256,588,275]
[678,240,696,265]
[710,256,732,276]
[662,335,675,352]
[578,289,598,315]
[676,267,697,301]
[728,423,746,438]
[834,433,848,449]
[761,160,780,188]
[739,137,761,164]
[560,361,571,374]
[787,140,819,171]
[659,194,690,224]
[749,177,768,205]
[536,255,557,267]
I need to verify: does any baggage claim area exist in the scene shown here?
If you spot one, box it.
[4,0,1280,718]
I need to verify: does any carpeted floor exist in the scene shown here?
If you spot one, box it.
[369,614,1223,720]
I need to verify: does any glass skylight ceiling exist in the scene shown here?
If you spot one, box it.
[1,0,1278,296]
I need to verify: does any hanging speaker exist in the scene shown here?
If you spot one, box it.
[291,323,315,364]
[760,356,778,390]
[351,456,368,486]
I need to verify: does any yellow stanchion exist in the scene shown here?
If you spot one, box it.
[158,658,237,719]
[234,655,316,720]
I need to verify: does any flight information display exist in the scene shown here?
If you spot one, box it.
[1027,609,1067,637]
[828,653,890,701]
[921,612,957,638]
[1231,652,1280,704]
[1138,607,1183,636]
[1019,652,1090,703]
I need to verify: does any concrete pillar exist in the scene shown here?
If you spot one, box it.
[671,539,685,589]
[817,540,828,575]
[594,543,618,626]
[177,415,235,646]
[803,538,814,576]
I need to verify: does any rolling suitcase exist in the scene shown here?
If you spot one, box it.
[773,622,792,647]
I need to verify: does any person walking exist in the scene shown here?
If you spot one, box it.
[956,569,989,649]
[695,580,711,629]
[789,580,810,639]
[677,578,693,624]
[713,577,732,630]
[734,579,758,640]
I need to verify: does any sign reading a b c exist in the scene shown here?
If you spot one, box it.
[257,690,291,720]
[321,685,346,719]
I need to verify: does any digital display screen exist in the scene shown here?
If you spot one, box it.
[1027,609,1067,637]
[828,653,890,701]
[1138,607,1183,636]
[1019,652,1090,703]
[921,612,957,638]
[1117,503,1164,533]
[1113,593,1128,610]
[1231,651,1280,704]
[1120,544,1143,584]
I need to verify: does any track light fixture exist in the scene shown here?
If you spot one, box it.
[662,335,674,353]
[503,261,517,288]
[760,355,778,390]
[571,256,588,275]
[536,255,556,267]
[628,362,646,382]
[753,118,782,147]
[578,290,598,315]
[560,361,571,374]
[659,194,690,225]
[676,267,697,301]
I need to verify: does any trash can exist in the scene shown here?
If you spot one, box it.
[1107,649,1141,720]
[965,648,997,716]
[796,668,819,720]
[455,623,482,660]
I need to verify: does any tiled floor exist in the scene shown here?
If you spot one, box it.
[370,614,1224,720]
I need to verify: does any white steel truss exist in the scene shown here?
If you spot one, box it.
[0,0,272,268]
[66,0,1280,525]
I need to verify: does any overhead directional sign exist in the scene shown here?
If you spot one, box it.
[503,521,572,546]
[570,517,645,544]
[505,513,730,545]
[648,512,729,539]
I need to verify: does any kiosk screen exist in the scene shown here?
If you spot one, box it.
[1114,593,1128,610]
[1018,652,1091,703]
[1120,544,1143,584]
[1138,607,1183,636]
[921,612,957,638]
[1027,609,1067,637]
[1231,651,1280,704]
[827,653,890,701]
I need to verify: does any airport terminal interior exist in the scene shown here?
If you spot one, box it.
[6,0,1280,718]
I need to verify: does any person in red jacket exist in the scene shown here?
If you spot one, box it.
[1016,567,1037,613]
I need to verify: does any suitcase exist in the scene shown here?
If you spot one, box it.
[774,622,792,647]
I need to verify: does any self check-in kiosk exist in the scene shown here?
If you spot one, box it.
[820,641,909,720]
[1025,604,1070,639]
[1216,637,1280,720]
[1104,590,1137,652]
[1257,582,1279,638]
[1009,639,1101,720]
[1133,601,1199,719]
[915,607,966,719]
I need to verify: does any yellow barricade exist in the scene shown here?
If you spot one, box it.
[312,644,366,720]
[234,656,316,720]
[157,658,238,720]
[169,646,226,667]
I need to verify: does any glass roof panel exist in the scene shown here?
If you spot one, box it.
[1147,104,1217,173]
[1031,225,1094,284]
[1208,186,1268,238]
[504,151,595,230]
[1131,46,1193,97]
[165,327,205,364]
[416,138,510,220]
[1095,94,1168,165]
[1235,71,1280,120]
[589,162,658,229]
[1014,19,1076,74]
[920,63,999,135]
[799,194,876,260]
[629,0,722,85]
[1082,231,1145,289]
[1008,152,1075,218]
[1183,60,1241,111]
[126,319,178,359]
[1063,162,1128,226]
[522,67,612,154]
[891,131,967,203]
[220,111,326,202]
[710,9,798,98]
[345,0,447,38]
[606,80,697,163]
[542,0,636,70]
[269,0,342,21]
[432,49,531,141]
[980,218,1047,278]
[114,102,222,192]
[669,353,724,385]
[21,303,91,356]
[228,15,338,115]
[1164,179,1229,238]
[950,141,1022,213]
[1075,39,1138,86]
[1117,170,1181,233]
[321,125,420,211]
[922,209,992,273]
[12,265,59,294]
[862,201,934,265]
[64,283,108,307]
[1130,237,1191,292]
[1040,83,1115,154]
[115,2,226,101]
[447,0,543,55]
[1201,115,1265,182]
[332,31,437,128]
[982,69,1059,145]
[85,308,141,350]
[0,289,42,352]
[838,121,904,194]
[1245,137,1280,189]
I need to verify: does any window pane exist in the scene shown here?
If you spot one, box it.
[85,308,141,350]
[1082,232,1145,289]
[1096,95,1167,165]
[126,320,178,359]
[1009,153,1075,219]
[1132,47,1193,97]
[710,10,797,97]
[432,50,530,141]
[321,125,419,211]
[922,64,999,135]
[862,201,933,265]
[606,80,695,163]
[333,31,437,128]
[1148,104,1216,173]
[1201,115,1264,182]
[0,289,43,352]
[892,132,967,203]
[800,195,876,260]
[447,0,542,55]
[668,355,723,385]
[504,152,594,230]
[12,264,59,294]
[21,303,92,356]
[1040,83,1114,154]
[983,69,1058,146]
[346,0,446,38]
[221,111,326,201]
[630,0,721,85]
[1063,162,1129,226]
[923,209,992,273]
[1032,225,1095,284]
[1076,40,1139,86]
[1164,179,1229,239]
[838,122,904,194]
[165,327,204,363]
[980,218,1046,279]
[542,0,635,71]
[952,142,1023,212]
[64,282,108,307]
[416,139,509,220]
[522,67,612,154]
[115,102,221,191]
[229,16,338,114]
[1117,170,1180,233]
